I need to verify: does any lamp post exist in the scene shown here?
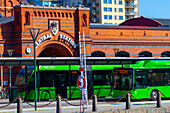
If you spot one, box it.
[113,48,119,57]
[7,49,14,102]
[29,28,40,110]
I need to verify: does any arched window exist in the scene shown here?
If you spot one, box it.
[25,11,30,25]
[34,11,37,17]
[38,11,41,17]
[82,14,87,26]
[54,12,57,17]
[65,13,68,18]
[161,51,170,57]
[42,12,45,17]
[58,12,60,17]
[9,1,13,16]
[50,12,53,17]
[69,13,72,18]
[117,51,130,57]
[91,51,105,57]
[15,12,19,24]
[139,51,152,57]
[62,12,64,17]
[46,12,49,17]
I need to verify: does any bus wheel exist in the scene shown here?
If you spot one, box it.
[41,90,51,101]
[150,90,158,101]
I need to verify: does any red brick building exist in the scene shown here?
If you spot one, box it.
[0,3,170,90]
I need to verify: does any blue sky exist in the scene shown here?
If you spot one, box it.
[139,0,170,18]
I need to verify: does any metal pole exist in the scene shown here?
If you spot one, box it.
[9,66,12,102]
[34,40,37,110]
[83,31,88,109]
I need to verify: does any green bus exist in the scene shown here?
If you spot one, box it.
[112,60,170,100]
[15,65,121,100]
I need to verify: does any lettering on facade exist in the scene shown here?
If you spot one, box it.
[59,34,77,48]
[35,34,52,48]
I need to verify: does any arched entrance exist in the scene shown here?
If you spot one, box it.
[37,42,73,57]
[36,42,74,98]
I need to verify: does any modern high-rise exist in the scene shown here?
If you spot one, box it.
[64,0,139,24]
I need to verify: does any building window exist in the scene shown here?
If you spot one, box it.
[108,0,112,4]
[34,11,37,17]
[119,8,123,12]
[114,0,116,4]
[57,12,60,17]
[108,8,112,12]
[104,7,107,11]
[109,15,112,20]
[54,12,56,17]
[131,9,134,13]
[119,16,123,20]
[103,0,107,4]
[38,12,41,17]
[119,0,123,5]
[104,15,108,19]
[65,13,68,18]
[25,11,30,25]
[114,8,117,12]
[42,12,45,17]
[82,14,87,26]
[115,15,117,20]
[62,12,64,17]
[72,3,76,6]
[77,2,81,5]
[125,16,127,20]
[50,12,53,17]
[69,13,72,18]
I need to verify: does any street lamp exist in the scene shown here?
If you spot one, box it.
[29,28,40,110]
[7,49,14,102]
[113,48,119,57]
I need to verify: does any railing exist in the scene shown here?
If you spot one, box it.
[0,91,169,113]
[125,4,136,8]
[88,2,99,7]
[90,10,99,15]
[125,12,136,15]
[90,18,99,23]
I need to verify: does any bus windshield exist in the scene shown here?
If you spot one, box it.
[15,66,34,85]
[113,68,133,90]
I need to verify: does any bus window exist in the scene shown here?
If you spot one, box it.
[15,66,34,85]
[40,71,55,87]
[148,69,161,86]
[71,74,79,86]
[161,69,170,86]
[93,70,111,86]
[113,68,133,90]
[134,69,147,88]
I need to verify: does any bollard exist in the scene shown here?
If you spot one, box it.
[157,91,161,108]
[126,93,131,109]
[56,95,61,113]
[92,94,97,112]
[17,97,23,113]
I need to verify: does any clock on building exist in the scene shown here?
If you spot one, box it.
[25,47,31,54]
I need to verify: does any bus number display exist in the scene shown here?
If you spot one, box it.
[115,69,129,75]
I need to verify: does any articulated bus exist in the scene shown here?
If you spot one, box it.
[112,60,170,100]
[15,65,121,100]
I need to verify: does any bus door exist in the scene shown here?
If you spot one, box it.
[55,74,67,98]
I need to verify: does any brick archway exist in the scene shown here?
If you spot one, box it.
[37,41,73,57]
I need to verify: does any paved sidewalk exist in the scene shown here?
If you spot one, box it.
[0,99,169,113]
